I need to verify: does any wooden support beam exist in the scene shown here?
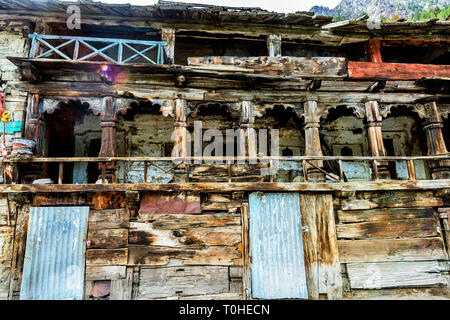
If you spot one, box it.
[366,39,382,63]
[348,61,450,80]
[161,28,175,65]
[241,203,251,300]
[365,101,390,180]
[0,180,448,193]
[24,93,43,156]
[98,96,118,182]
[422,101,450,179]
[304,101,324,182]
[239,101,257,158]
[267,34,282,57]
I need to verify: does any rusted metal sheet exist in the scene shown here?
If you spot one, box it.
[249,192,308,299]
[139,192,200,214]
[20,207,89,300]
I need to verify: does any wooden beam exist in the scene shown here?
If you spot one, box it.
[348,61,450,80]
[0,180,448,193]
[187,56,348,79]
[366,39,382,63]
[161,28,175,65]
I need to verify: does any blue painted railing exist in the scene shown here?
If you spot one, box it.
[28,33,167,65]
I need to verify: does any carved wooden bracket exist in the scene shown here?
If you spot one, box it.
[318,103,366,120]
[255,103,304,119]
[187,101,241,119]
[379,103,450,121]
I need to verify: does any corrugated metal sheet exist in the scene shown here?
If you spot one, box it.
[249,192,308,299]
[20,207,89,300]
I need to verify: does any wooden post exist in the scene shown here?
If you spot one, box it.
[407,159,416,180]
[267,34,282,57]
[366,39,382,63]
[422,101,450,179]
[365,101,390,180]
[173,99,189,180]
[240,101,257,159]
[98,96,118,182]
[173,99,188,158]
[161,28,175,64]
[304,101,325,182]
[58,162,63,184]
[241,203,252,300]
[24,93,43,156]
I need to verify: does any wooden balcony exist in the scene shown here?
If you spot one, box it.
[28,33,168,65]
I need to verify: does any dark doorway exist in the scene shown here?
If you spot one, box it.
[87,139,101,183]
[43,101,88,183]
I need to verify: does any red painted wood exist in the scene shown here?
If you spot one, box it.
[366,39,382,63]
[348,61,450,80]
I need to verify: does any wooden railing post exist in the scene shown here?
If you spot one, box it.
[364,101,390,180]
[422,101,450,179]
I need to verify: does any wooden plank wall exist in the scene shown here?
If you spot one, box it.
[336,190,449,298]
[132,191,244,300]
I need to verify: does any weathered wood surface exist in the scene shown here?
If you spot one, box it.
[0,267,10,300]
[341,191,443,210]
[128,245,241,266]
[137,266,229,299]
[187,56,348,79]
[337,207,435,223]
[136,213,241,228]
[316,194,343,299]
[86,249,128,266]
[86,228,128,249]
[347,261,448,289]
[241,203,251,300]
[88,208,129,230]
[1,180,450,193]
[12,78,450,104]
[85,266,127,280]
[300,194,319,299]
[343,287,450,300]
[8,201,30,299]
[110,267,133,300]
[129,222,240,247]
[0,227,13,267]
[0,197,13,226]
[336,218,439,239]
[338,237,447,263]
[348,61,450,80]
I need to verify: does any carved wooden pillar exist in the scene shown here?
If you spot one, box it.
[364,101,390,180]
[21,93,44,183]
[422,101,450,179]
[239,101,257,159]
[267,34,282,57]
[98,96,118,182]
[161,28,175,65]
[173,99,188,158]
[304,101,324,182]
[24,93,44,156]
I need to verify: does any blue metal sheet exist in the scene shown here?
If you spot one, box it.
[20,207,89,300]
[249,192,308,299]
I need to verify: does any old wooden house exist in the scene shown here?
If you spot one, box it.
[0,0,449,300]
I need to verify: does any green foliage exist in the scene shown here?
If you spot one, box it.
[411,5,450,21]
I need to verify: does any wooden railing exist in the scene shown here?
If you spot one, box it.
[28,33,167,64]
[2,155,449,185]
